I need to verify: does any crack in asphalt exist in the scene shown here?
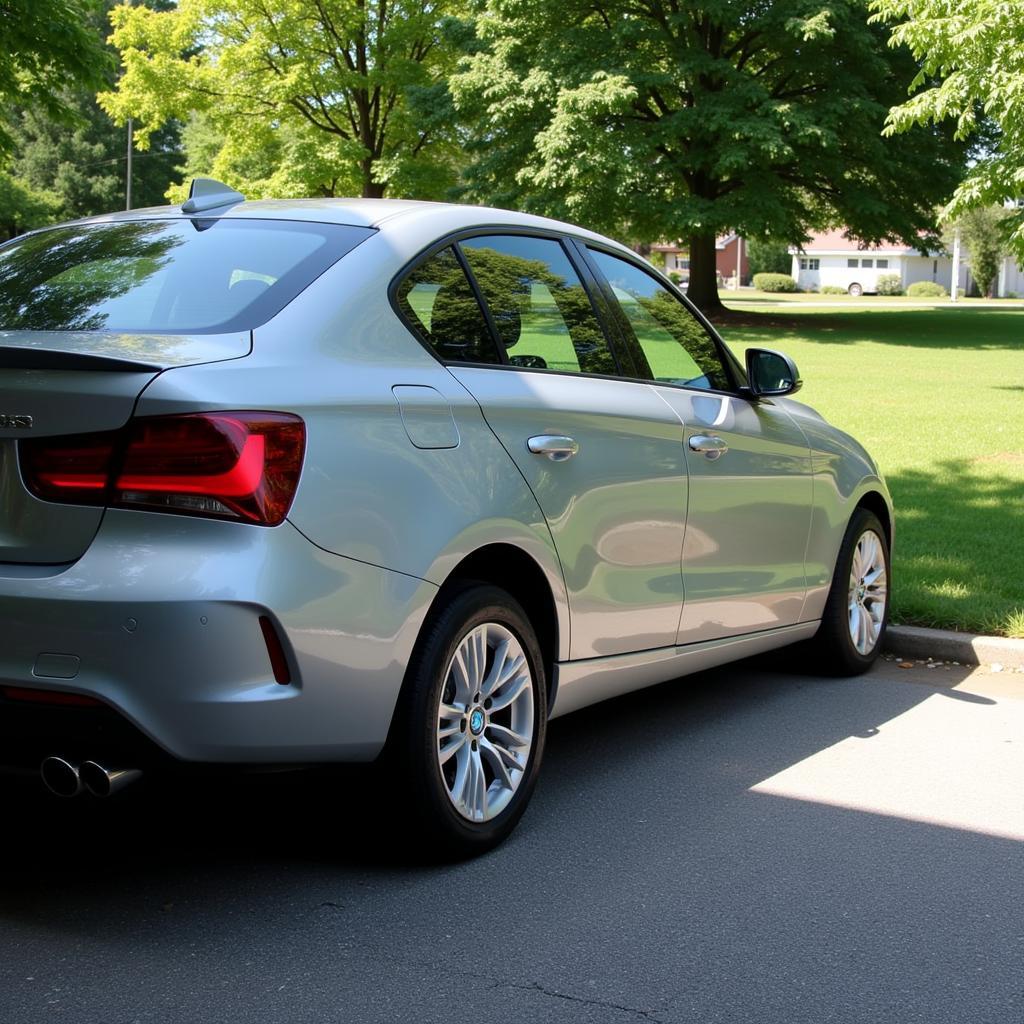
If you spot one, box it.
[484,977,666,1022]
[321,931,666,1022]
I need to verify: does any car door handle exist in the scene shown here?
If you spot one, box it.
[527,435,579,462]
[688,434,729,460]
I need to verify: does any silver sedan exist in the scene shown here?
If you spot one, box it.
[0,180,891,853]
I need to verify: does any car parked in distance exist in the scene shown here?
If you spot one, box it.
[0,180,891,853]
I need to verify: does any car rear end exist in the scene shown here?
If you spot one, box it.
[0,209,425,791]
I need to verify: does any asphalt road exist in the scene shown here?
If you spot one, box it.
[1,657,1022,1024]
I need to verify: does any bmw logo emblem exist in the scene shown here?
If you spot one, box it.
[469,709,485,736]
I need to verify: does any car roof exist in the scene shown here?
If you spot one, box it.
[52,198,634,255]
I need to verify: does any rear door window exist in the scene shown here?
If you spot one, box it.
[459,235,618,376]
[0,219,374,334]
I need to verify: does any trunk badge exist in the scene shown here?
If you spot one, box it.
[0,415,33,428]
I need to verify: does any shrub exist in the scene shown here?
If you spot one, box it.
[906,280,948,297]
[668,270,683,285]
[820,285,847,295]
[753,272,797,292]
[1004,291,1018,299]
[876,273,903,295]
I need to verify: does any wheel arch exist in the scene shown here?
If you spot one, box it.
[432,543,563,713]
[854,489,893,550]
[381,540,566,759]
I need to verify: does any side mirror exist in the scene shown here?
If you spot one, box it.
[745,348,802,397]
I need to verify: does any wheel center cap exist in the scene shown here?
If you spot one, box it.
[469,708,485,736]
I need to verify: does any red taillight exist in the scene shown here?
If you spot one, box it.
[20,412,305,526]
[20,432,116,501]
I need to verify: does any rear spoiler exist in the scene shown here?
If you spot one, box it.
[0,330,251,371]
[0,347,161,372]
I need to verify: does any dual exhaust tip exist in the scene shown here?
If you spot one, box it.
[40,757,142,799]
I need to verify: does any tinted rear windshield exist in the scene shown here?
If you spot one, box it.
[0,218,374,333]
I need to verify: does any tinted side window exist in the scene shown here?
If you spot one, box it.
[459,235,617,376]
[395,246,502,364]
[589,249,731,392]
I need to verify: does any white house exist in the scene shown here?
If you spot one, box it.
[997,256,1024,297]
[790,230,970,295]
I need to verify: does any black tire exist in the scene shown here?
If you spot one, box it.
[848,282,863,296]
[810,508,891,675]
[387,583,547,858]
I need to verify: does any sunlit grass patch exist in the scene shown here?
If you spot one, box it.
[723,304,1024,636]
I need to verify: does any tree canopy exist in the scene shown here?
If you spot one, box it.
[1,1,181,231]
[0,0,110,156]
[452,0,966,310]
[870,1,1024,256]
[0,171,59,241]
[100,0,467,200]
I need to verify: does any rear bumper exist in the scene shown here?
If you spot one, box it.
[0,510,437,764]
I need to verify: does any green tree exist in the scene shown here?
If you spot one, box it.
[0,171,60,241]
[0,0,110,156]
[3,1,181,224]
[8,99,182,222]
[100,0,467,200]
[452,0,965,312]
[746,239,793,278]
[949,206,1008,298]
[870,1,1024,256]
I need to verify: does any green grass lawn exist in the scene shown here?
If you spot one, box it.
[727,290,1024,307]
[718,304,1024,638]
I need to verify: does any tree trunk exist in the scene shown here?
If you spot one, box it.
[685,231,724,314]
[361,161,385,198]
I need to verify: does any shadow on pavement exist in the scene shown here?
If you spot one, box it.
[0,658,1020,1023]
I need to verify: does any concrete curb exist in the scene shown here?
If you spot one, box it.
[884,625,1024,670]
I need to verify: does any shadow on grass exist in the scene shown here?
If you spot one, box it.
[712,306,1024,349]
[886,459,1024,634]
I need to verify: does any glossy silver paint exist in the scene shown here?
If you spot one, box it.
[653,387,813,644]
[0,198,892,767]
[449,368,687,659]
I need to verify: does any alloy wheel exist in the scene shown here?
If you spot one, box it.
[847,529,888,655]
[436,622,535,822]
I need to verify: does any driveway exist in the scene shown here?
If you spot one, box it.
[1,657,1021,1023]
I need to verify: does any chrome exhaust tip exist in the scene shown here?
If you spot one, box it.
[79,761,142,798]
[40,756,83,798]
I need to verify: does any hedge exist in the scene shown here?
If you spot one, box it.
[876,273,903,296]
[906,280,948,297]
[753,272,798,292]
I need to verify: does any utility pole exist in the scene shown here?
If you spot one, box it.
[126,118,133,211]
[950,224,961,302]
